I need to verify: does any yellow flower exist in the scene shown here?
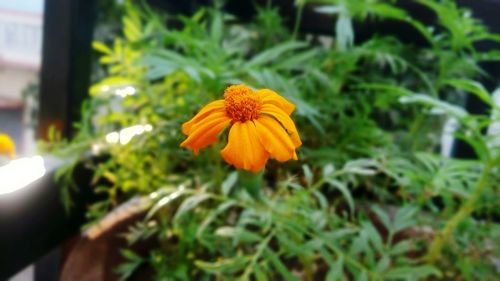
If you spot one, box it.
[0,133,16,159]
[180,84,301,172]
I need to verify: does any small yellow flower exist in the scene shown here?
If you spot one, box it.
[180,84,301,172]
[0,133,16,159]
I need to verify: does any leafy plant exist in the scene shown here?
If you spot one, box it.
[52,0,500,280]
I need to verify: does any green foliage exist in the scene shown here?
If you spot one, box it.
[52,0,500,280]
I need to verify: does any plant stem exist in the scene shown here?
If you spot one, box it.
[241,230,275,279]
[426,162,492,263]
[238,170,264,199]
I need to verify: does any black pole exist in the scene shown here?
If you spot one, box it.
[0,0,97,279]
[38,0,96,140]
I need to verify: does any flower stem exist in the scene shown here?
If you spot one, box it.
[426,162,492,263]
[237,170,264,199]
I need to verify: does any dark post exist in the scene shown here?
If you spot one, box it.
[0,0,96,279]
[38,0,96,140]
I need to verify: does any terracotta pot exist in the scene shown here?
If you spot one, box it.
[60,197,155,281]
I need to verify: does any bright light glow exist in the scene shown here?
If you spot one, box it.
[0,156,46,195]
[105,124,153,145]
[119,125,145,145]
[115,86,136,98]
[105,132,120,144]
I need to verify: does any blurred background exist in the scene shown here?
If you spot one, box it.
[0,0,43,158]
[0,0,499,280]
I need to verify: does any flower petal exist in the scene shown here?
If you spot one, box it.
[261,104,302,148]
[256,89,295,115]
[180,114,230,154]
[220,122,269,172]
[254,115,296,162]
[182,100,226,135]
[0,134,16,159]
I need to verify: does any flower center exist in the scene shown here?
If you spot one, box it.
[224,85,262,122]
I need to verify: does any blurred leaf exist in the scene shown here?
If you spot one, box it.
[384,265,442,279]
[116,249,144,281]
[302,164,313,187]
[195,256,249,274]
[264,249,299,281]
[325,179,354,213]
[222,172,238,196]
[247,41,308,67]
[174,193,211,221]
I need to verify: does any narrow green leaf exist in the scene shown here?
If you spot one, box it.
[264,249,299,281]
[326,179,354,213]
[302,164,313,187]
[222,172,238,196]
[384,265,442,279]
[174,193,211,221]
[92,41,112,54]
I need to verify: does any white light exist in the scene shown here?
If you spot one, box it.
[105,132,120,144]
[115,86,136,97]
[120,125,144,145]
[105,124,153,145]
[0,156,46,195]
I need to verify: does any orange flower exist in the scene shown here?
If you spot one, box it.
[181,84,302,172]
[0,133,16,159]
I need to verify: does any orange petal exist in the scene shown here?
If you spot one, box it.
[220,122,269,172]
[261,104,302,148]
[254,115,296,162]
[180,114,230,154]
[182,100,226,135]
[189,110,228,133]
[255,89,295,115]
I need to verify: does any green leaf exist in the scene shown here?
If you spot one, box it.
[344,159,378,175]
[362,221,384,252]
[302,164,313,187]
[254,263,268,281]
[400,94,468,120]
[195,256,250,274]
[197,201,237,239]
[325,257,344,281]
[336,14,354,51]
[357,271,368,281]
[264,249,299,281]
[222,172,238,196]
[116,249,144,281]
[215,226,263,244]
[174,193,211,221]
[210,10,223,43]
[384,265,442,280]
[375,255,391,272]
[322,228,358,240]
[326,179,354,213]
[322,164,335,177]
[123,16,142,41]
[389,240,412,256]
[146,188,187,219]
[444,79,494,107]
[393,206,418,233]
[312,190,328,210]
[92,41,112,54]
[371,206,392,233]
[247,41,308,67]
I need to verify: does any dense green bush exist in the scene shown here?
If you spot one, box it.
[53,0,500,280]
